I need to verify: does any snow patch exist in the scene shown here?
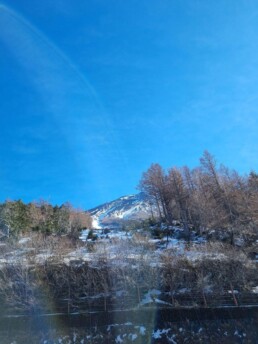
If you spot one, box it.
[152,329,170,339]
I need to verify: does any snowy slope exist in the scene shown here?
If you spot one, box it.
[89,193,155,228]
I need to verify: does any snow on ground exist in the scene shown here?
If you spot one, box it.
[184,250,226,262]
[0,229,232,268]
[18,237,31,245]
[135,326,146,335]
[79,229,90,241]
[140,289,161,305]
[0,223,250,273]
[252,286,258,293]
[152,328,170,339]
[34,320,255,344]
[91,216,101,229]
[34,251,54,264]
[115,334,123,343]
[139,289,173,307]
[79,228,132,242]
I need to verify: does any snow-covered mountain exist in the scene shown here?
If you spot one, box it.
[89,193,155,228]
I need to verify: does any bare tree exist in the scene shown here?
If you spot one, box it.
[168,167,190,238]
[138,163,172,223]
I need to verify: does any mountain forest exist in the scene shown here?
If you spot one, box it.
[0,150,257,244]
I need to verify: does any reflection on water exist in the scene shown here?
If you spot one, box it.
[0,308,257,343]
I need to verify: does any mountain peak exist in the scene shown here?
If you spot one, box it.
[89,193,153,228]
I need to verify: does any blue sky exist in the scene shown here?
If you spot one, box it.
[1,0,258,209]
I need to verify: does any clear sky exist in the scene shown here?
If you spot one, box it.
[1,0,258,209]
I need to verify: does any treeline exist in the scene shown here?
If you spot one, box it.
[139,150,258,241]
[0,200,92,238]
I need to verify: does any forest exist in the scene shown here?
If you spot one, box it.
[0,200,92,238]
[139,150,258,244]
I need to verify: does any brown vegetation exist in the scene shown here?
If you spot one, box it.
[0,235,256,314]
[139,151,258,243]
